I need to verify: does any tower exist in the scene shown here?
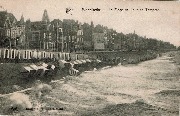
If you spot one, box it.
[42,9,50,24]
[90,21,94,35]
[19,14,25,24]
[91,21,94,29]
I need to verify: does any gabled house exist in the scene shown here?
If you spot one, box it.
[0,11,20,48]
[26,9,55,51]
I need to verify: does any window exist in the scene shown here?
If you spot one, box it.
[7,29,10,36]
[44,33,46,38]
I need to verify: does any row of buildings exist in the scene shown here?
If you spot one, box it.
[0,9,112,52]
[0,9,176,52]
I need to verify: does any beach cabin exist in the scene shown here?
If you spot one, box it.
[15,50,21,59]
[9,49,15,59]
[37,51,41,59]
[21,66,36,78]
[41,51,46,59]
[3,49,10,59]
[65,53,70,61]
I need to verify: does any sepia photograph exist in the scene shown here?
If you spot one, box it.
[0,0,179,115]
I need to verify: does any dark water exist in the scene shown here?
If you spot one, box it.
[1,55,180,116]
[45,55,179,115]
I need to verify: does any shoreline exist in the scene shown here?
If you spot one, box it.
[0,51,179,115]
[0,50,160,94]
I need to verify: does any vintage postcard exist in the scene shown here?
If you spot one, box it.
[0,0,179,116]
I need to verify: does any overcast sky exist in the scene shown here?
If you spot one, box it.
[0,0,179,46]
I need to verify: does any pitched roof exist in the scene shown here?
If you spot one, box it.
[31,21,47,31]
[17,15,25,25]
[0,11,17,28]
